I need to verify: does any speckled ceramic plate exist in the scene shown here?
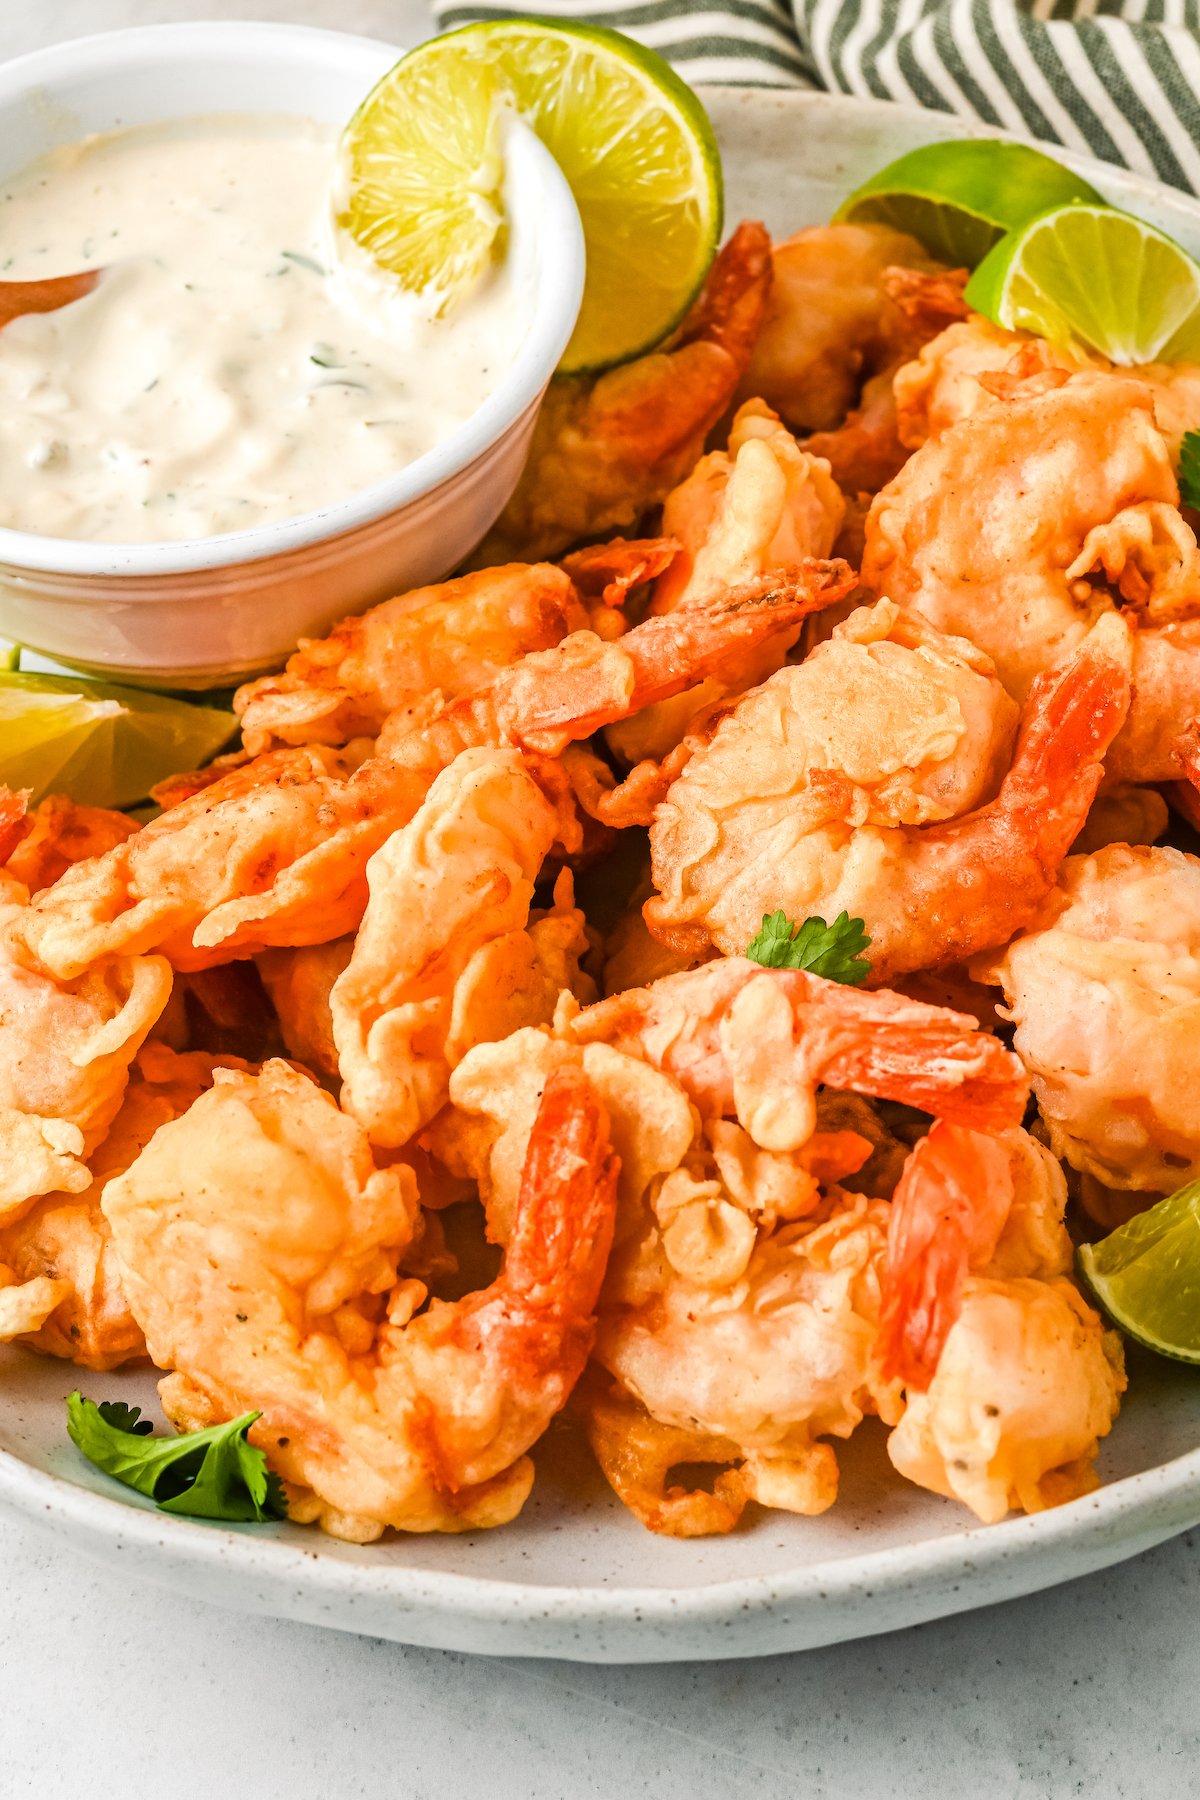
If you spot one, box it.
[3,73,1200,1664]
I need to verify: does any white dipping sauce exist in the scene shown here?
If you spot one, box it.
[0,114,527,543]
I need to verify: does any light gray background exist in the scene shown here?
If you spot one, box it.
[3,4,1197,1795]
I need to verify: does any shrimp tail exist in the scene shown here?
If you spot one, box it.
[560,536,682,611]
[503,1065,620,1330]
[1000,616,1132,859]
[899,615,1132,975]
[500,563,855,750]
[454,1065,619,1397]
[673,220,773,363]
[878,1121,1015,1390]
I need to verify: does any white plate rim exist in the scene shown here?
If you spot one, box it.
[4,1402,1199,1627]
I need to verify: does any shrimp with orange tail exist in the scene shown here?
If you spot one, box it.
[434,962,1025,1534]
[233,562,592,756]
[476,222,772,564]
[595,402,849,774]
[798,265,971,499]
[564,957,1025,1154]
[11,577,834,982]
[647,604,1131,983]
[103,1059,618,1539]
[881,1124,1125,1522]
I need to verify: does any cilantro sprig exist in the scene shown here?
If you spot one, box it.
[66,1393,286,1523]
[1178,429,1200,512]
[745,910,872,985]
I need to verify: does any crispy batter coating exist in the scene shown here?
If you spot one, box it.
[647,605,1129,981]
[978,845,1200,1195]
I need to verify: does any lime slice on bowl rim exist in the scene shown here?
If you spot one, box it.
[335,17,723,374]
[0,670,236,811]
[1077,1179,1200,1364]
[965,202,1200,365]
[834,138,1103,268]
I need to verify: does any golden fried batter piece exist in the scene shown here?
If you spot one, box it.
[0,1045,246,1368]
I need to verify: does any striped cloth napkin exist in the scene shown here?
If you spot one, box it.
[433,0,1200,193]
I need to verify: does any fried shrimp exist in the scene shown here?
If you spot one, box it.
[435,964,1025,1532]
[332,748,592,1149]
[0,882,171,1216]
[647,605,1131,982]
[598,404,849,772]
[104,1060,618,1539]
[867,363,1200,780]
[234,563,590,756]
[0,1045,244,1368]
[882,1125,1125,1521]
[894,312,1200,457]
[476,222,772,563]
[865,367,1200,702]
[977,844,1200,1196]
[737,223,942,432]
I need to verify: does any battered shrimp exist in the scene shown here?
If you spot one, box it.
[0,876,171,1215]
[894,312,1200,456]
[1,795,137,892]
[435,963,1024,1532]
[332,748,592,1148]
[0,1046,245,1368]
[868,359,1200,785]
[11,580,837,983]
[103,1059,618,1540]
[799,266,972,498]
[865,367,1200,708]
[651,401,845,614]
[736,223,943,431]
[977,844,1200,1195]
[883,1125,1125,1522]
[476,223,772,563]
[600,402,849,770]
[234,563,590,756]
[568,957,1027,1149]
[647,604,1131,983]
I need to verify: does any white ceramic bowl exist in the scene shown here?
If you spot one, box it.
[0,23,584,687]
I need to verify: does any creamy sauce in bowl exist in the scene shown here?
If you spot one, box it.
[0,114,527,544]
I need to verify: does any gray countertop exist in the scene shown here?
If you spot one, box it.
[3,4,1198,1794]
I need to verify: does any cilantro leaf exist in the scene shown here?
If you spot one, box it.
[1179,430,1200,512]
[66,1392,286,1524]
[745,910,872,985]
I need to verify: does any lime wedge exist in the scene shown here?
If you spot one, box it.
[966,203,1200,365]
[336,19,723,373]
[0,672,236,810]
[1077,1179,1200,1363]
[836,140,1103,267]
